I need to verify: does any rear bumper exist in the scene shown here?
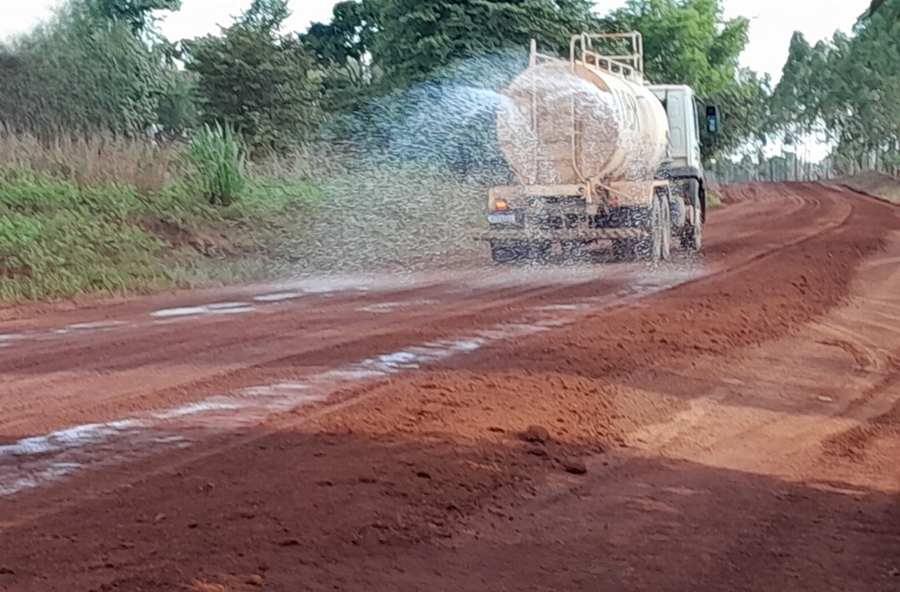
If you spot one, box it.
[483,183,657,243]
[475,227,648,242]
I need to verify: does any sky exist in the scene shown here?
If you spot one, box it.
[0,0,872,83]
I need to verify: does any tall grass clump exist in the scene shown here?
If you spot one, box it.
[184,123,247,206]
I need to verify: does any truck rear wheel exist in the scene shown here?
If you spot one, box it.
[490,240,550,265]
[659,194,671,261]
[490,240,522,264]
[682,219,702,251]
[638,193,670,263]
[680,178,702,251]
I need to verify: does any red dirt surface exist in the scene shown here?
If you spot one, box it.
[1,182,900,591]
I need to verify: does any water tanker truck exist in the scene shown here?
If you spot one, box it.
[480,32,719,264]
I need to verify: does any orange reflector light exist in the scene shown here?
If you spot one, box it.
[495,200,508,211]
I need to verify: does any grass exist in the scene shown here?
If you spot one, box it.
[183,123,247,207]
[0,170,182,300]
[0,131,176,193]
[874,187,900,203]
[838,171,900,203]
[0,132,327,302]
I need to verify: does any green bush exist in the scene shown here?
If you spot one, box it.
[0,171,174,299]
[0,160,332,301]
[184,122,247,206]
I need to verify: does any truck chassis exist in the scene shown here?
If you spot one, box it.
[478,175,703,265]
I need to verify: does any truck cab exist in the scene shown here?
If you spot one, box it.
[648,84,715,246]
[648,85,703,177]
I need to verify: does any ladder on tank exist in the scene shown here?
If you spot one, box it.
[571,32,645,83]
[528,32,646,84]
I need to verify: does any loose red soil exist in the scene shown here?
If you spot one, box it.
[1,182,899,591]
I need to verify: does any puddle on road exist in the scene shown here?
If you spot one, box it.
[65,321,128,331]
[0,321,135,345]
[357,299,439,314]
[150,302,256,318]
[253,292,305,303]
[149,400,247,420]
[0,268,700,496]
[534,303,589,311]
[51,320,129,335]
[0,420,142,457]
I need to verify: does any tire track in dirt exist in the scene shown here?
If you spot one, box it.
[0,270,685,513]
[0,275,642,437]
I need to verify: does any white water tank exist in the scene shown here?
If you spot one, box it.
[496,58,670,187]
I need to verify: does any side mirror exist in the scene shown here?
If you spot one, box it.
[706,105,720,134]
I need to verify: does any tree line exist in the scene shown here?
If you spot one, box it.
[0,0,894,172]
[769,0,900,175]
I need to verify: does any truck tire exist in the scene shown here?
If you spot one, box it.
[683,217,702,251]
[530,240,552,264]
[681,178,702,251]
[639,194,669,263]
[669,191,686,228]
[659,193,671,261]
[490,240,550,264]
[612,239,634,261]
[490,240,523,264]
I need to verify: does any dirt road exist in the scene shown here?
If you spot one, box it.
[1,182,899,591]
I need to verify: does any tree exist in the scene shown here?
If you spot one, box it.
[367,0,603,89]
[773,2,900,173]
[301,1,381,115]
[182,0,322,154]
[609,0,771,161]
[0,0,182,137]
[866,0,900,21]
[155,68,199,138]
[240,0,291,32]
[88,0,182,36]
[302,1,378,67]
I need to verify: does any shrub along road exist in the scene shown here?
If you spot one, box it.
[0,182,899,591]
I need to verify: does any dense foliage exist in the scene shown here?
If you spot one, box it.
[770,0,900,173]
[182,0,322,155]
[0,0,777,163]
[367,0,601,88]
[610,0,773,159]
[4,0,896,171]
[0,0,181,137]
